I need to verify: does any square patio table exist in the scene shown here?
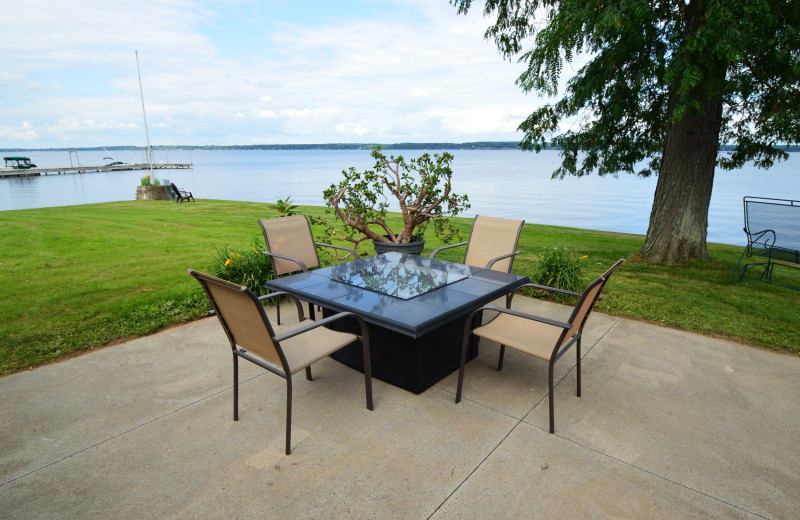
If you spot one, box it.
[265,252,529,393]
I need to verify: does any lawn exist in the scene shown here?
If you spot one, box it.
[1,198,798,375]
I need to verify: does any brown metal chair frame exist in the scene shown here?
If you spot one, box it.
[189,269,373,455]
[455,258,625,433]
[170,182,194,202]
[259,215,360,324]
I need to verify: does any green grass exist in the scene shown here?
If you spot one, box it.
[1,199,798,375]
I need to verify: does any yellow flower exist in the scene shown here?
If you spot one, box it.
[225,258,232,266]
[580,255,588,259]
[253,248,258,253]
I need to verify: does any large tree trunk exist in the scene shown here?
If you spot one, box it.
[639,8,725,263]
[639,97,722,262]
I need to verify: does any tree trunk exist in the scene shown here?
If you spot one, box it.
[639,97,722,262]
[639,8,725,263]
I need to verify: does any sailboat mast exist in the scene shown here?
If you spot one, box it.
[135,51,154,178]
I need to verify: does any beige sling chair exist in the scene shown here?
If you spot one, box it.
[429,215,525,272]
[259,214,359,324]
[455,259,625,433]
[189,269,373,455]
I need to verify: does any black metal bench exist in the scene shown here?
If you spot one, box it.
[728,196,800,290]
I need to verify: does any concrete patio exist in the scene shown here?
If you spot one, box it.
[1,296,798,519]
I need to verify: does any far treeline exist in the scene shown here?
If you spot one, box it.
[3,143,798,152]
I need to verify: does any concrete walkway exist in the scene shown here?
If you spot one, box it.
[1,297,798,519]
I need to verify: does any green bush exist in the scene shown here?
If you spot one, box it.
[211,236,274,295]
[530,247,588,296]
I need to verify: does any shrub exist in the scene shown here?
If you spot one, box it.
[274,195,298,217]
[211,236,274,296]
[139,174,162,187]
[530,247,588,296]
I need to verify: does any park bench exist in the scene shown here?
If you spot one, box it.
[728,196,800,291]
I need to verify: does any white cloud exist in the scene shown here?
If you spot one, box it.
[0,0,545,147]
[334,121,371,137]
[0,122,38,140]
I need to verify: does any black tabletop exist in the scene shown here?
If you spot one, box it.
[265,252,529,338]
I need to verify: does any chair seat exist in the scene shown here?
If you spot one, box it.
[473,313,565,361]
[279,326,358,374]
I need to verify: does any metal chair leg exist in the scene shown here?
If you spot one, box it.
[285,377,293,455]
[455,333,472,404]
[305,366,313,381]
[233,352,239,421]
[362,331,373,410]
[497,345,505,371]
[576,337,582,398]
[548,362,555,434]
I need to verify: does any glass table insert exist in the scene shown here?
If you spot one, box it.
[327,251,471,300]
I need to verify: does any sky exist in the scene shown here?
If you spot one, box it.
[0,0,566,149]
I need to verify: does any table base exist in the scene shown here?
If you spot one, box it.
[328,311,481,394]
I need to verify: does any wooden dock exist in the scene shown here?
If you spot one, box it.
[0,163,192,178]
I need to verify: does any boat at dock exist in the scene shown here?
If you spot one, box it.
[1,156,37,171]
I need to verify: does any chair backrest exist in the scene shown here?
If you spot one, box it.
[189,270,285,368]
[463,215,525,272]
[560,258,625,347]
[259,215,321,276]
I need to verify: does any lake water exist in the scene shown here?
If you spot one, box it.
[1,148,797,245]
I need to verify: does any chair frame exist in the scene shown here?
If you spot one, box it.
[259,215,360,323]
[170,182,194,203]
[189,269,373,455]
[455,258,625,433]
[429,215,524,272]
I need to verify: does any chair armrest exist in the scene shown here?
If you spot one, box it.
[261,251,310,272]
[484,250,521,269]
[315,242,361,260]
[746,229,777,247]
[272,311,368,342]
[517,283,582,298]
[429,242,468,259]
[257,291,306,319]
[480,305,572,330]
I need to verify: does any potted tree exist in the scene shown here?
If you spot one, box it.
[322,146,470,255]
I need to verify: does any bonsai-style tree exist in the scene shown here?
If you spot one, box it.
[322,147,470,248]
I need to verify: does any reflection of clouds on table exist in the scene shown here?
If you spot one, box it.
[329,252,471,299]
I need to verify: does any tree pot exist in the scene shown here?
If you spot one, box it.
[372,235,426,256]
[136,185,169,200]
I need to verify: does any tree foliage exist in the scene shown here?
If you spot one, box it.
[455,0,799,177]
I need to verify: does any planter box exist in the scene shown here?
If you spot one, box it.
[136,185,169,200]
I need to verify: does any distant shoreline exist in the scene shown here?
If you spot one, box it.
[3,142,797,153]
[1,142,525,152]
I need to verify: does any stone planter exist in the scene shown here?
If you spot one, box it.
[372,235,426,256]
[136,185,169,200]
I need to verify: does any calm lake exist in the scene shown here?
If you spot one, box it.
[1,148,797,245]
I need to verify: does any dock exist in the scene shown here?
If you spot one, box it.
[0,162,192,178]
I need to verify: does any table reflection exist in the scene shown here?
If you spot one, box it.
[328,252,471,299]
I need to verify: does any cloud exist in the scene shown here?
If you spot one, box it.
[0,0,542,147]
[0,122,38,141]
